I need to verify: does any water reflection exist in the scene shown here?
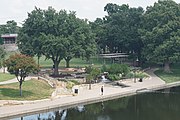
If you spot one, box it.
[12,86,180,120]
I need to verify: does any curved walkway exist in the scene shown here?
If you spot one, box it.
[0,68,167,119]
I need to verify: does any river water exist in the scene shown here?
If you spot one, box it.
[12,86,180,120]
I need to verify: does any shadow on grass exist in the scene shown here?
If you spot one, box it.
[0,88,33,99]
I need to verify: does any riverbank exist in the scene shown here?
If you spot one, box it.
[0,68,179,120]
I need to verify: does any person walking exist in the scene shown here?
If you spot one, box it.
[101,86,104,95]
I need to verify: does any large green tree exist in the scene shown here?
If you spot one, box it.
[104,4,144,54]
[4,54,38,96]
[0,20,19,34]
[18,7,96,76]
[0,47,6,68]
[91,3,144,62]
[140,0,180,72]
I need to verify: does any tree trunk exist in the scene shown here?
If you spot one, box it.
[19,80,23,96]
[37,56,40,80]
[89,83,91,90]
[164,61,171,73]
[65,59,70,68]
[53,61,60,76]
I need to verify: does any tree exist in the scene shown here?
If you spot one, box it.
[39,34,66,76]
[0,20,19,34]
[140,0,180,72]
[91,3,144,64]
[85,66,101,89]
[4,54,39,96]
[18,7,97,76]
[104,4,144,54]
[0,47,6,68]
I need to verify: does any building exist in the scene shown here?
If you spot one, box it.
[1,34,18,51]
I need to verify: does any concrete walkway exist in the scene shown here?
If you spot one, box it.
[0,68,167,119]
[0,76,37,85]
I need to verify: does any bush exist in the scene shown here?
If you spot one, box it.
[70,80,80,85]
[66,81,75,89]
[102,64,130,76]
[107,74,121,81]
[125,72,134,78]
[85,65,93,74]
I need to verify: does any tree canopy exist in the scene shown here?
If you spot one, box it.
[4,54,38,96]
[140,0,180,72]
[18,7,96,76]
[91,3,144,61]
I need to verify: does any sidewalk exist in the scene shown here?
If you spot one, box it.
[0,68,166,119]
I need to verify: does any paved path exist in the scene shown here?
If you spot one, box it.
[0,76,37,85]
[0,68,166,119]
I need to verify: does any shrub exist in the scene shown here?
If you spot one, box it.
[85,65,93,74]
[66,81,75,89]
[107,74,121,81]
[102,64,130,76]
[70,80,80,85]
[125,72,134,78]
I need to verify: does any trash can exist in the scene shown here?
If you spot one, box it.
[139,78,143,82]
[75,89,78,94]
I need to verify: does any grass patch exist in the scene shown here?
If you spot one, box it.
[0,79,54,100]
[154,69,180,83]
[35,56,111,68]
[0,73,15,82]
[6,52,111,68]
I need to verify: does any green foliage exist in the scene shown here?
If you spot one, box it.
[0,20,19,34]
[66,81,75,89]
[4,54,39,78]
[93,3,143,59]
[85,65,93,74]
[101,64,108,72]
[85,66,101,81]
[70,80,80,85]
[4,53,39,96]
[0,37,3,45]
[103,64,130,76]
[107,74,120,81]
[0,47,6,68]
[18,7,97,75]
[140,0,180,71]
[125,72,134,78]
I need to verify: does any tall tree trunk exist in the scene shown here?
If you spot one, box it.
[19,80,23,96]
[37,56,40,79]
[164,60,171,73]
[65,59,70,68]
[53,61,60,76]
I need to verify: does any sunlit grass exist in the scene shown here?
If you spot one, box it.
[0,73,15,82]
[0,79,54,100]
[154,68,180,83]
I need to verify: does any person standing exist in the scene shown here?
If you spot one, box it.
[101,86,104,95]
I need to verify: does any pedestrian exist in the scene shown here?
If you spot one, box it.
[101,86,104,95]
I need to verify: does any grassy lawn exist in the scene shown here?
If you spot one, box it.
[0,73,15,82]
[154,68,180,83]
[0,79,54,100]
[35,56,111,68]
[6,51,111,68]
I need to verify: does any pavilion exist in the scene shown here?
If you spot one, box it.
[1,34,18,51]
[99,53,129,64]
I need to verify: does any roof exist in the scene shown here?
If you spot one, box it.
[1,34,18,38]
[99,53,129,58]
